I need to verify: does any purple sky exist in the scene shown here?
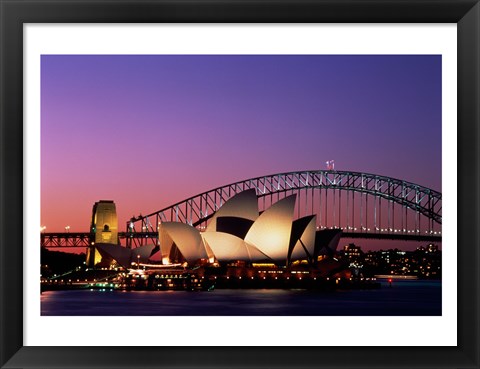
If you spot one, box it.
[41,55,441,250]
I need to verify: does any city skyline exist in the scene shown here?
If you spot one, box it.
[41,54,442,248]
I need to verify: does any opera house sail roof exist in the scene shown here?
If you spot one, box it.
[206,188,259,233]
[243,195,296,261]
[94,189,343,268]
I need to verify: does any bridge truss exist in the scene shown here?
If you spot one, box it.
[126,170,441,247]
[41,232,92,248]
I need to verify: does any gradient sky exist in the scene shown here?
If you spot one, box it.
[41,55,441,249]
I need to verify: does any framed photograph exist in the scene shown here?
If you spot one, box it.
[1,1,479,368]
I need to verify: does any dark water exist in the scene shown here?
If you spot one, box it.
[41,280,441,316]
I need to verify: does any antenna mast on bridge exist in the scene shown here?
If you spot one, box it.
[326,160,335,170]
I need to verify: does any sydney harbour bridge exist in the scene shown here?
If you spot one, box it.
[41,170,442,248]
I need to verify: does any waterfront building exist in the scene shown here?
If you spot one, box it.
[93,189,344,271]
[341,243,363,261]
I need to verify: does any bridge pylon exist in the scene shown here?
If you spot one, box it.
[86,200,119,267]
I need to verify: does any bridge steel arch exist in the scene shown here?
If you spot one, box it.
[127,170,441,247]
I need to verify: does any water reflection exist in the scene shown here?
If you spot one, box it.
[41,281,441,316]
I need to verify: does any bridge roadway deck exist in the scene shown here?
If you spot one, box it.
[341,232,441,242]
[41,231,441,248]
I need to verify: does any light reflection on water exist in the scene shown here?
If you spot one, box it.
[41,280,441,316]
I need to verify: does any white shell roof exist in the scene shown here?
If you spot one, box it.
[95,243,157,268]
[206,188,259,232]
[131,244,157,262]
[202,231,272,262]
[202,232,250,261]
[95,243,132,269]
[157,223,175,263]
[244,194,296,260]
[159,222,207,263]
[291,215,317,260]
[327,230,343,252]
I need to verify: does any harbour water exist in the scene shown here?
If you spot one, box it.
[41,280,441,316]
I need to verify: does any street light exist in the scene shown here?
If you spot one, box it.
[65,226,70,233]
[40,226,46,233]
[137,254,140,269]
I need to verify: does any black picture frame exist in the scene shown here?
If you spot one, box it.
[1,1,479,368]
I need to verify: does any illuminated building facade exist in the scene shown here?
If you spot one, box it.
[87,200,119,267]
[91,200,118,244]
[93,190,343,270]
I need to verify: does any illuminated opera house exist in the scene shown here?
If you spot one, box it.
[93,190,345,280]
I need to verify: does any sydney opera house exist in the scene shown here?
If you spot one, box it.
[87,190,350,290]
[92,190,343,268]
